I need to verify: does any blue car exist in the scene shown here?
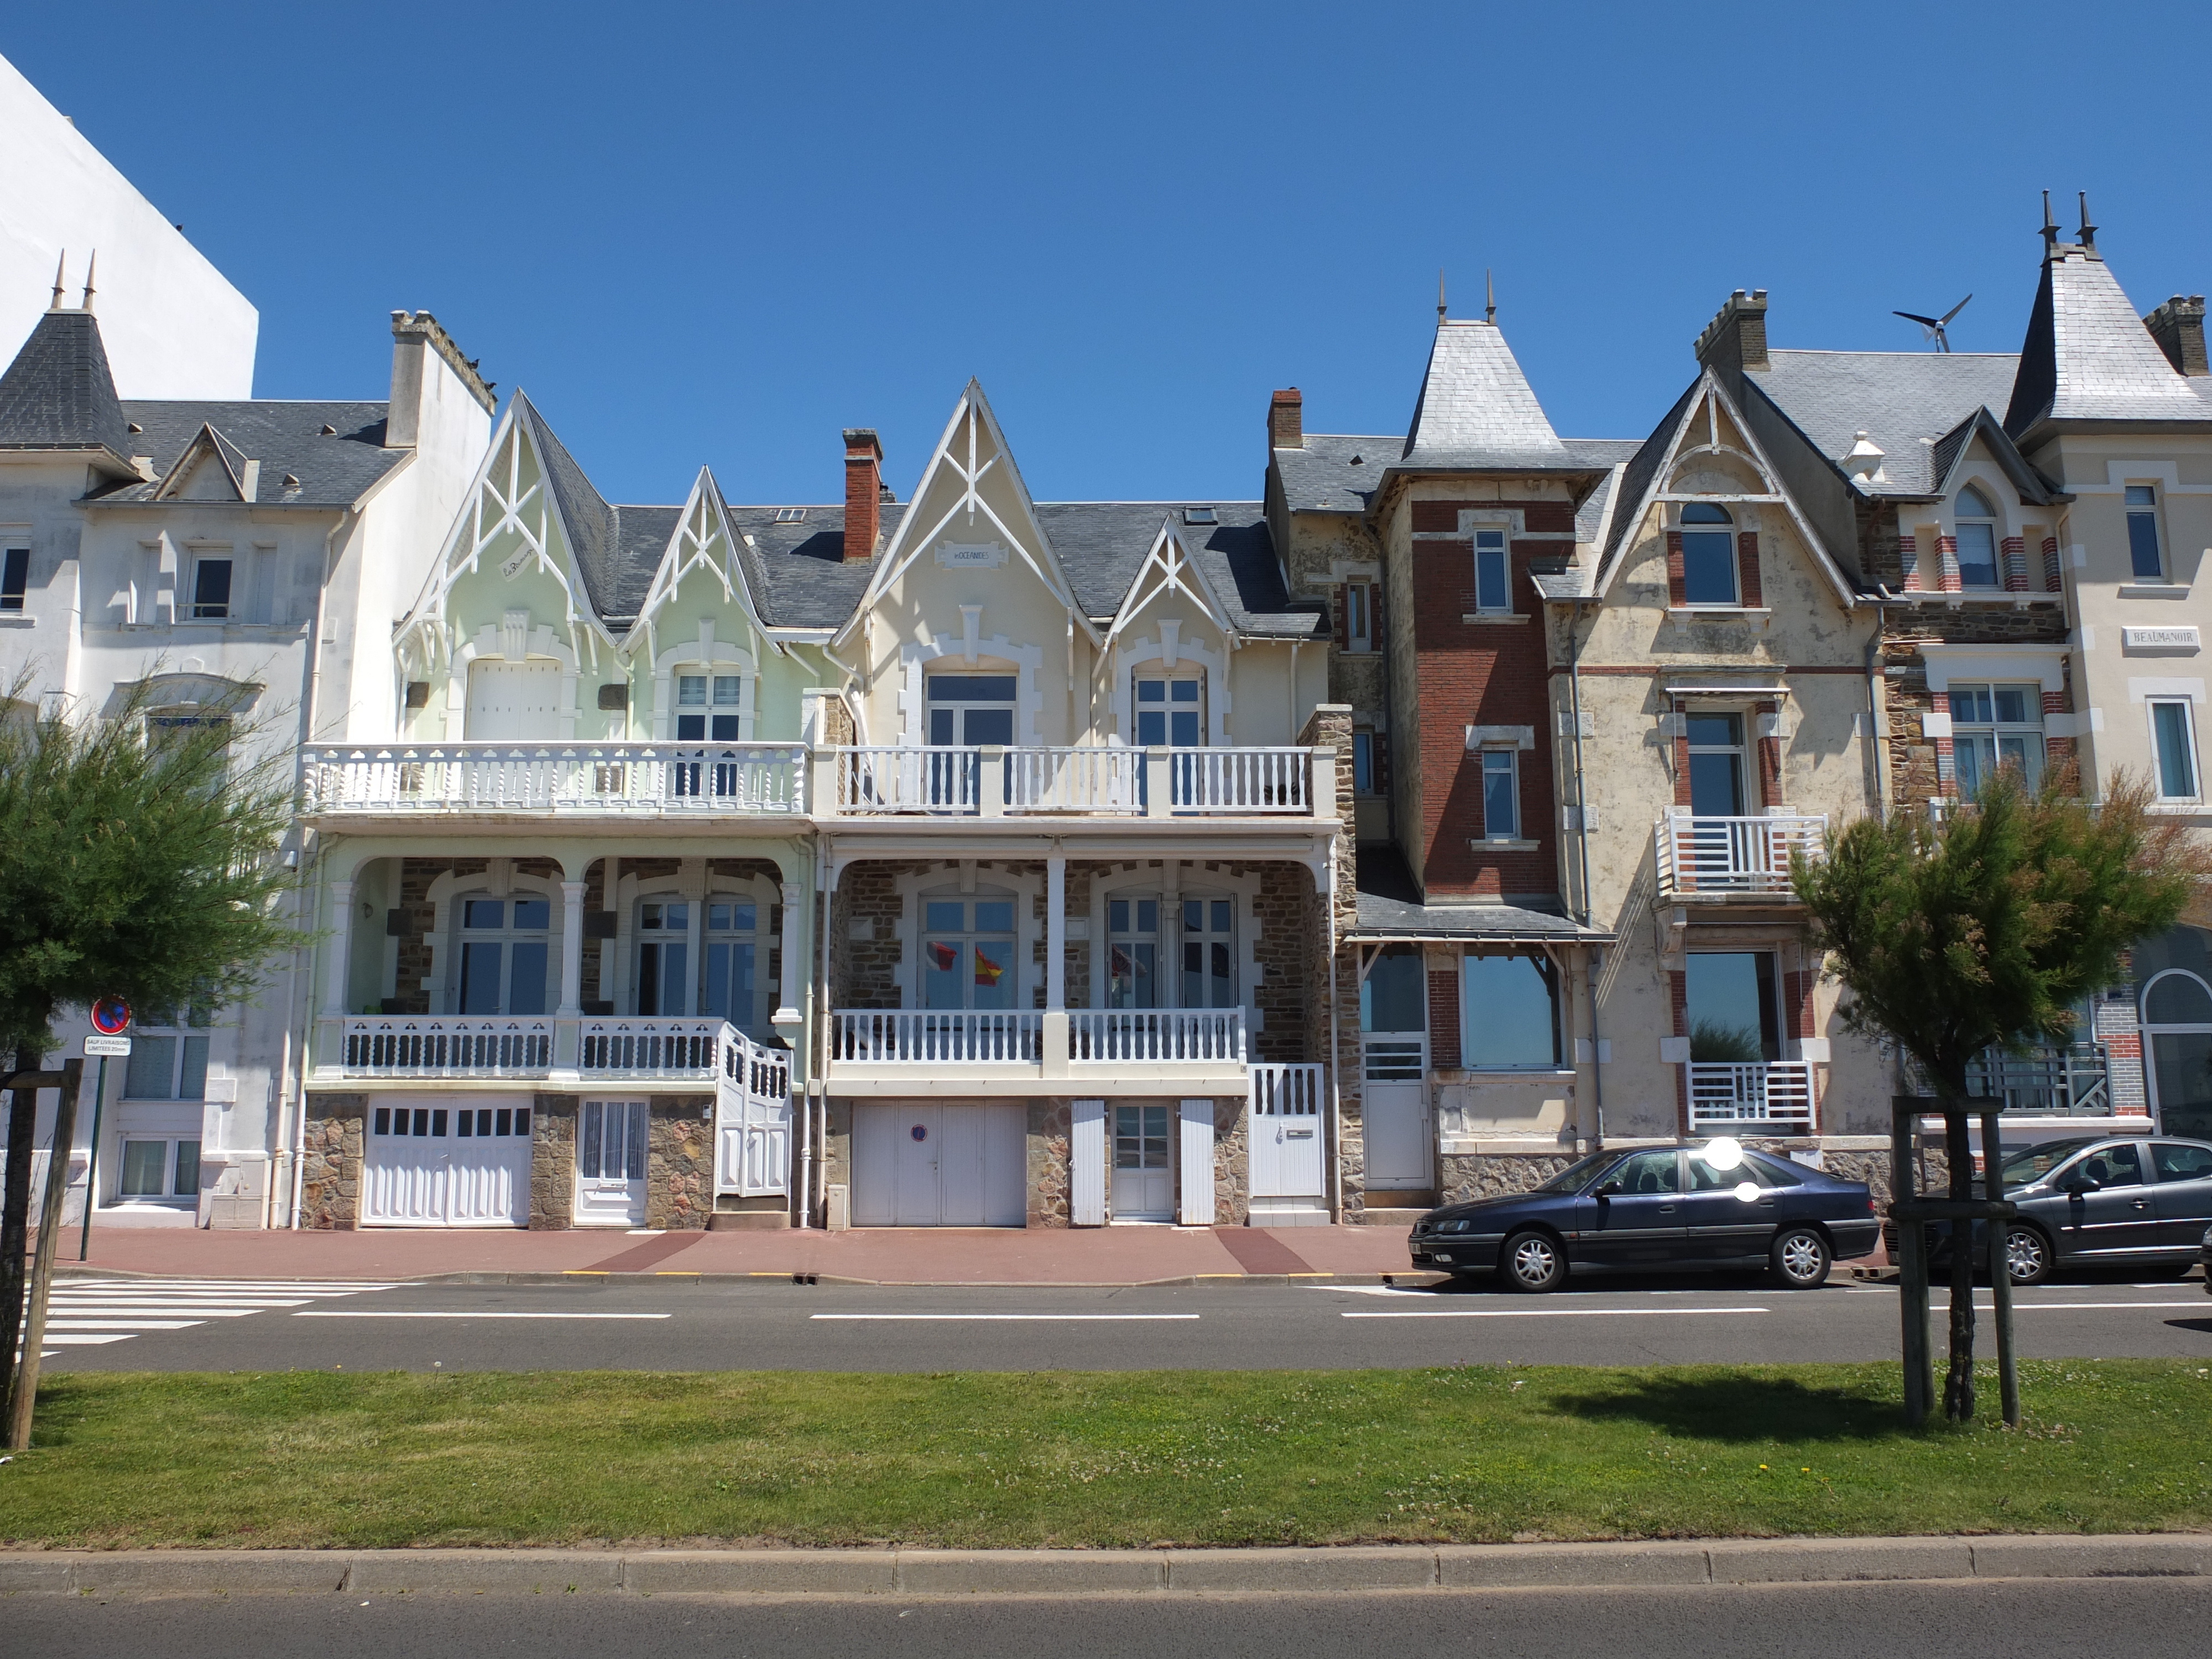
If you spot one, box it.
[1407,1142,1882,1291]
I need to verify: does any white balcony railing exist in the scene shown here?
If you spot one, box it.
[578,1016,729,1079]
[830,745,1320,818]
[1068,1009,1246,1062]
[1687,1060,1817,1126]
[832,1010,1044,1063]
[1656,813,1826,897]
[342,1015,554,1078]
[302,743,805,816]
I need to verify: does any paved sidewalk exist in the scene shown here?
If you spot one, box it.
[55,1221,1421,1286]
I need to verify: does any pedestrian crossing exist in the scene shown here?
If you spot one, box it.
[28,1277,398,1360]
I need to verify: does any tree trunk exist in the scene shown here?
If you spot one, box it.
[1940,1097,1978,1421]
[0,1047,41,1423]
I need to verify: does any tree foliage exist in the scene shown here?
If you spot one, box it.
[1793,764,2208,1099]
[0,677,301,1062]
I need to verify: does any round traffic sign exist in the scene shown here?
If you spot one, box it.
[90,997,131,1036]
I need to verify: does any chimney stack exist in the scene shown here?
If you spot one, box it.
[1693,289,1770,375]
[2146,296,2209,377]
[843,429,883,563]
[1268,387,1303,451]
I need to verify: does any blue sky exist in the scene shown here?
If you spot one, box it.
[9,2,2212,508]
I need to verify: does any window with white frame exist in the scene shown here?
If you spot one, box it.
[1133,671,1204,745]
[1678,502,1739,604]
[1950,682,2046,796]
[117,1136,199,1201]
[455,892,552,1015]
[920,890,1018,1010]
[1473,530,1510,613]
[188,553,233,620]
[2151,700,2199,801]
[702,892,775,1033]
[1107,894,1162,1008]
[1479,749,1519,840]
[675,672,742,740]
[2127,484,2166,580]
[1344,580,1376,651]
[635,898,690,1016]
[1954,486,2001,589]
[1,546,27,611]
[124,1006,214,1100]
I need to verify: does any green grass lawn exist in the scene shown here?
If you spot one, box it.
[3,1361,2209,1550]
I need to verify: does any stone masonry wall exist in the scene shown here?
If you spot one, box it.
[1211,1094,1250,1225]
[529,1093,577,1229]
[298,1094,366,1229]
[1300,704,1363,1215]
[1437,1150,1575,1206]
[1027,1098,1072,1228]
[1880,607,2070,811]
[646,1095,716,1229]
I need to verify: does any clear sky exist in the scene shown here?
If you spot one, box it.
[8,2,2211,508]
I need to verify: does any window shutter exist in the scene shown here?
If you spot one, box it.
[1736,531,1762,607]
[1665,530,1687,608]
[1177,1099,1216,1224]
[1071,1099,1106,1225]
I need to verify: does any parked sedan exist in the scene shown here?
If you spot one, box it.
[1904,1135,2212,1285]
[1407,1142,1881,1291]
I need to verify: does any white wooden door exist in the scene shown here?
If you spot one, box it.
[1362,1036,1432,1188]
[1249,1066,1324,1199]
[852,1103,1025,1226]
[1110,1102,1173,1220]
[575,1099,647,1227]
[465,660,562,740]
[362,1098,529,1227]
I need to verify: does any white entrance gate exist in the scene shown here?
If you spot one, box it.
[1362,1035,1432,1190]
[852,1103,1025,1226]
[465,659,562,740]
[575,1099,648,1227]
[1248,1063,1326,1222]
[362,1097,531,1227]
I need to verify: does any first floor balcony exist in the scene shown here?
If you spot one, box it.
[827,744,1324,819]
[1656,813,1826,899]
[827,1006,1249,1092]
[301,742,806,820]
[331,1013,789,1092]
[1687,1059,1817,1128]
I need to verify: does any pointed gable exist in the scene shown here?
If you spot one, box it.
[0,308,133,467]
[2005,246,2212,435]
[509,393,622,618]
[623,466,774,650]
[154,422,258,500]
[1104,515,1236,645]
[1400,319,1571,470]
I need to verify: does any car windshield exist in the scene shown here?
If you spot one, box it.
[1531,1151,1618,1194]
[2001,1139,2099,1185]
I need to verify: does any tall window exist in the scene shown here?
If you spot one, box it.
[1104,893,1236,1008]
[0,546,27,611]
[1352,731,1378,795]
[2127,484,2165,580]
[702,894,773,1032]
[1463,953,1561,1068]
[1479,749,1519,839]
[1950,682,2046,795]
[675,673,742,740]
[921,893,1016,1010]
[456,893,551,1015]
[1678,503,1738,605]
[1686,712,1746,816]
[635,899,689,1016]
[1474,529,1509,613]
[1180,896,1236,1009]
[1344,581,1376,651]
[1955,486,2001,588]
[2137,928,2212,1140]
[189,555,232,620]
[1687,952,1781,1063]
[1107,895,1161,1008]
[2152,700,2199,801]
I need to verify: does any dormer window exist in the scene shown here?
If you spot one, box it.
[675,673,742,741]
[1678,503,1738,605]
[1955,486,2000,588]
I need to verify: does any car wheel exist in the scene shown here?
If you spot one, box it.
[1501,1229,1567,1293]
[2004,1223,2054,1287]
[1770,1225,1832,1289]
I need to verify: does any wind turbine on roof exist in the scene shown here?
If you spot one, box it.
[1893,294,1971,352]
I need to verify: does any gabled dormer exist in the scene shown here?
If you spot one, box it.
[153,422,259,501]
[622,468,785,742]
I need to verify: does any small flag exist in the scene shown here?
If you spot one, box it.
[974,947,1005,987]
[928,941,959,972]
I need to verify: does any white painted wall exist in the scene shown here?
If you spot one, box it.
[0,52,257,398]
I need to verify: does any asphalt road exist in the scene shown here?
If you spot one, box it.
[39,1268,2212,1372]
[14,1580,2212,1659]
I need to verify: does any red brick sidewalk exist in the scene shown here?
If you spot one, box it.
[57,1222,1419,1286]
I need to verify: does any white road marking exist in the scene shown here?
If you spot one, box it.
[810,1313,1203,1322]
[1343,1307,1771,1319]
[291,1311,671,1321]
[36,1334,138,1346]
[43,1319,205,1331]
[30,1277,390,1360]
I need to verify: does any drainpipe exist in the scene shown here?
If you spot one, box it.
[1864,611,1887,822]
[808,852,836,1229]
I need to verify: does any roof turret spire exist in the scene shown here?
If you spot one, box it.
[48,251,65,311]
[1485,268,1496,325]
[2041,191,2059,259]
[80,251,96,313]
[2077,191,2099,257]
[1437,269,1446,321]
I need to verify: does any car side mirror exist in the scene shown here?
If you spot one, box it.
[1594,1181,1623,1197]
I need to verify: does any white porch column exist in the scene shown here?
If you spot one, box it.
[321,880,356,1018]
[774,880,803,1027]
[557,880,587,1016]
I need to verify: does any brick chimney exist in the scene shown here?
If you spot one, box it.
[843,429,883,563]
[1693,289,1770,375]
[1269,387,1303,451]
[2145,295,2209,377]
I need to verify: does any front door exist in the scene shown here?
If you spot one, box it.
[576,1099,648,1227]
[362,1098,531,1227]
[1111,1103,1173,1221]
[1577,1149,1686,1267]
[1362,1036,1431,1189]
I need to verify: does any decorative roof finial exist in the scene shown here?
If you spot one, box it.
[49,251,66,311]
[2041,191,2059,257]
[1437,269,1447,321]
[1485,268,1496,325]
[2077,191,2098,254]
[80,250,96,314]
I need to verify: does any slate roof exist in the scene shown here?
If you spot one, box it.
[0,309,134,467]
[722,503,897,631]
[90,399,405,507]
[1274,432,1390,513]
[1349,844,1608,940]
[2004,247,2212,434]
[1398,320,1580,472]
[1039,502,1322,637]
[1745,350,2021,497]
[1594,379,1701,576]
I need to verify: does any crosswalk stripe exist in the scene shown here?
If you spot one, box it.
[24,1276,389,1362]
[44,1319,205,1331]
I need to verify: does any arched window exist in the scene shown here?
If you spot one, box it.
[1955,485,2000,588]
[1678,502,1738,606]
[2136,927,2212,1141]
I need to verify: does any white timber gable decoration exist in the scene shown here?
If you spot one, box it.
[1105,515,1239,746]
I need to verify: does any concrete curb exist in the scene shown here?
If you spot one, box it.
[51,1265,1451,1291]
[4,1535,2207,1598]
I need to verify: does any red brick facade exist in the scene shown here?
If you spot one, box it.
[1427,968,1461,1069]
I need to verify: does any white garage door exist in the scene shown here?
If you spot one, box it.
[852,1103,1025,1227]
[362,1098,531,1227]
[466,660,562,741]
